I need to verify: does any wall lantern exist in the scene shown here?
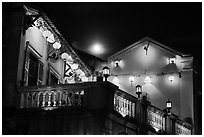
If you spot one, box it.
[115,60,119,67]
[144,76,151,84]
[42,30,55,43]
[166,99,172,113]
[103,66,110,81]
[169,57,176,64]
[129,76,134,87]
[135,85,142,98]
[169,75,174,82]
[53,42,61,50]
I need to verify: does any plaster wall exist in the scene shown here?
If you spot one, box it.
[107,41,193,121]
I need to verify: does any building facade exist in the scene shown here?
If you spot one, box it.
[2,3,201,135]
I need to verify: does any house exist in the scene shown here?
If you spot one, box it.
[2,3,199,135]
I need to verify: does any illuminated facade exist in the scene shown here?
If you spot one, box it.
[2,3,201,135]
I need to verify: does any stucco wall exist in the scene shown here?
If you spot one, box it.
[107,41,193,121]
[25,26,64,84]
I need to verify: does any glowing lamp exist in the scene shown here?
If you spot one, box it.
[169,75,174,82]
[169,57,176,64]
[42,30,55,43]
[129,76,134,86]
[166,99,172,113]
[135,85,142,98]
[61,53,69,60]
[115,60,119,67]
[71,63,79,70]
[103,66,110,81]
[61,53,73,63]
[53,42,61,49]
[42,30,51,38]
[144,76,151,84]
[81,76,88,82]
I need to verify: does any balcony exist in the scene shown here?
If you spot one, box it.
[17,81,193,135]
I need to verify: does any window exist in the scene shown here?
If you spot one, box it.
[24,51,43,86]
[24,43,43,86]
[48,67,60,85]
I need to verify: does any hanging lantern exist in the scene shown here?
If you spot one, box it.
[53,42,61,49]
[42,30,55,43]
[135,85,142,98]
[61,52,73,62]
[169,75,174,82]
[42,30,51,38]
[70,63,79,70]
[103,66,110,81]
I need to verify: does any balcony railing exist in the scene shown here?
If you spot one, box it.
[18,81,193,135]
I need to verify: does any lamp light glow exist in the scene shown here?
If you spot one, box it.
[53,42,61,49]
[135,85,142,98]
[70,63,79,70]
[103,66,110,81]
[42,30,55,43]
[169,75,174,82]
[115,60,119,67]
[90,42,104,55]
[144,76,151,84]
[129,76,134,83]
[169,57,176,64]
[81,76,88,82]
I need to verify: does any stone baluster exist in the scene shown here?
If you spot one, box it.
[53,92,56,107]
[129,101,132,117]
[132,102,135,118]
[48,92,52,107]
[59,92,62,106]
[42,92,46,107]
[37,92,41,107]
[31,92,35,107]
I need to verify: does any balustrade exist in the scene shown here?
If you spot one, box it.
[19,85,84,110]
[175,120,192,135]
[147,106,165,132]
[114,89,137,118]
[18,82,193,134]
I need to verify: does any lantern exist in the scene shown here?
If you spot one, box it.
[166,99,172,113]
[103,66,110,81]
[115,60,119,67]
[53,42,61,49]
[169,75,174,82]
[135,85,142,98]
[129,76,134,87]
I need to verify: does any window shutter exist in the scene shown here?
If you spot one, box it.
[24,51,30,86]
[37,61,43,85]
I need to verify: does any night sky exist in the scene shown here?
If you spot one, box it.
[29,2,201,64]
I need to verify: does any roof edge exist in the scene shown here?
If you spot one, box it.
[108,36,191,60]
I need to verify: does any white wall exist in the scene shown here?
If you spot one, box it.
[107,41,193,121]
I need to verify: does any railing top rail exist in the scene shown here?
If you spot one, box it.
[18,81,118,93]
[115,88,138,103]
[147,105,166,116]
[175,119,193,129]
